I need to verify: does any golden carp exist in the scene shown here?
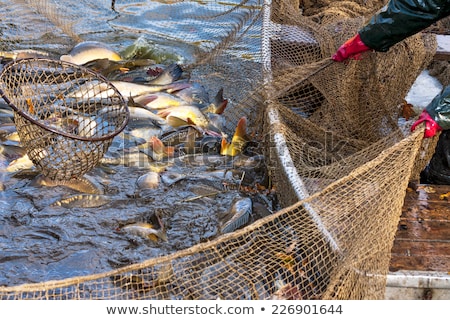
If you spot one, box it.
[0,49,50,61]
[60,41,122,65]
[157,105,209,128]
[121,222,167,242]
[134,92,187,110]
[134,136,175,161]
[220,117,249,156]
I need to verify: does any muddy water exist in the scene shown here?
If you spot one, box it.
[0,0,268,287]
[0,126,275,287]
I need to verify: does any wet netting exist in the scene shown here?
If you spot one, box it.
[0,0,443,299]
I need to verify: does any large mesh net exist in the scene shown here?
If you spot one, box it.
[0,0,443,299]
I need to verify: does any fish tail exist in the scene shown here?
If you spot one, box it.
[233,117,247,141]
[149,136,165,154]
[220,136,231,156]
[213,88,228,114]
[166,63,183,82]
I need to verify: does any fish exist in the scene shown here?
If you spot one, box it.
[82,58,156,78]
[50,194,112,208]
[6,154,34,172]
[120,222,167,242]
[119,35,182,64]
[111,81,190,99]
[134,92,188,110]
[205,112,226,134]
[159,125,204,146]
[145,63,184,85]
[0,49,51,61]
[60,41,122,65]
[30,174,103,194]
[220,197,253,234]
[136,171,160,190]
[157,105,209,128]
[134,136,175,161]
[220,116,250,156]
[3,131,20,143]
[66,81,116,100]
[0,144,26,161]
[160,171,187,186]
[201,88,228,115]
[176,131,222,155]
[68,80,190,101]
[173,82,210,106]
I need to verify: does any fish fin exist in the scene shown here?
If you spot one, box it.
[157,109,170,118]
[214,99,228,114]
[220,137,231,156]
[164,63,183,82]
[60,54,73,62]
[232,117,247,143]
[149,136,165,154]
[164,146,175,157]
[212,88,228,114]
[147,63,183,85]
[166,115,189,127]
[134,94,158,106]
[186,117,196,126]
[164,82,191,94]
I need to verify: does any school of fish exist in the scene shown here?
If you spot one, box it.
[0,40,278,288]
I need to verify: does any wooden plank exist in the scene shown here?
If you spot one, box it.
[401,202,450,221]
[390,255,450,272]
[391,239,450,257]
[390,184,450,273]
[434,34,450,60]
[404,184,450,202]
[395,220,450,241]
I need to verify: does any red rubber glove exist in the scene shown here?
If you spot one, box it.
[411,110,442,138]
[332,33,371,62]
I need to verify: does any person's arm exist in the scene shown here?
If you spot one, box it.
[412,85,450,137]
[333,0,450,61]
[360,0,450,52]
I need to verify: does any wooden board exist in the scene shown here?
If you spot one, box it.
[434,34,450,60]
[389,184,450,272]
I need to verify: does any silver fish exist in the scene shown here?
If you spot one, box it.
[67,80,189,101]
[220,197,253,234]
[30,174,103,194]
[50,194,112,208]
[136,172,160,190]
[145,63,183,85]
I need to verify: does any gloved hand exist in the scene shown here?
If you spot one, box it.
[332,33,371,62]
[411,110,442,138]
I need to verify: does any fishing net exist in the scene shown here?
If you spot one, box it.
[0,58,129,180]
[0,0,443,299]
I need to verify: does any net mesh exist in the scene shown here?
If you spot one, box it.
[0,58,129,180]
[0,0,443,299]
